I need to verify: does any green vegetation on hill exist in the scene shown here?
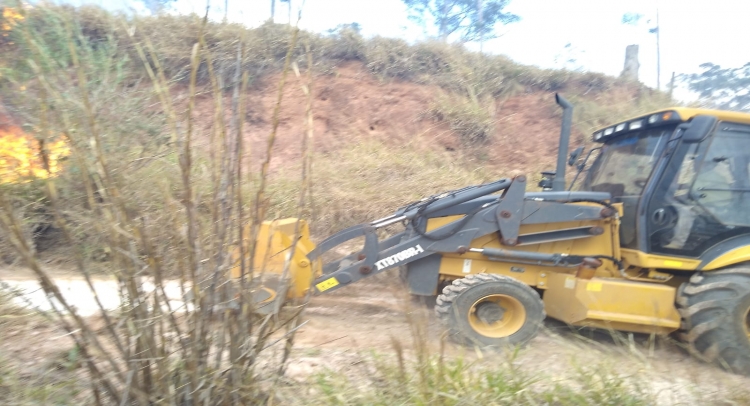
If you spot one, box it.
[6,5,620,91]
[0,2,676,260]
[0,3,672,255]
[3,3,670,130]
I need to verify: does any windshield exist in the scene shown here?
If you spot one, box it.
[578,127,675,199]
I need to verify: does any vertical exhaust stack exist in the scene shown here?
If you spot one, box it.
[553,94,573,192]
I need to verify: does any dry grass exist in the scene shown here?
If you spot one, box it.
[277,316,750,406]
[0,184,46,265]
[281,317,655,406]
[0,2,677,256]
[1,3,663,102]
[304,358,653,406]
[426,94,496,144]
[0,1,316,404]
[0,363,82,405]
[268,139,494,235]
[0,282,84,404]
[567,89,675,136]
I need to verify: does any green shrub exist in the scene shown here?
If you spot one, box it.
[300,348,655,406]
[3,3,669,102]
[428,95,496,144]
[269,139,492,234]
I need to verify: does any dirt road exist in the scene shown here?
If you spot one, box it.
[2,268,750,404]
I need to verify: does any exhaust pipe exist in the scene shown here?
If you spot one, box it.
[553,94,573,192]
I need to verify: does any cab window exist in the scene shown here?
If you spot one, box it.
[582,127,674,248]
[691,123,750,226]
[650,122,750,255]
[584,128,671,199]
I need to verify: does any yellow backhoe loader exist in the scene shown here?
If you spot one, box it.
[232,95,750,375]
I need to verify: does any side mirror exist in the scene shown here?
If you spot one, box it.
[568,146,584,166]
[683,115,717,143]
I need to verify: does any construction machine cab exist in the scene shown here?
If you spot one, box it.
[569,109,750,262]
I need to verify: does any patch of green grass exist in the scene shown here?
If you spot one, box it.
[299,350,654,406]
[285,314,660,406]
[0,362,82,406]
[268,139,494,235]
[542,363,650,406]
[427,94,496,144]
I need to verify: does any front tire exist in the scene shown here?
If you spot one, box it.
[676,266,750,375]
[435,274,545,347]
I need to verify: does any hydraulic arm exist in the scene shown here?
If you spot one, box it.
[231,175,619,309]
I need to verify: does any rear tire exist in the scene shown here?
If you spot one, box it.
[435,274,545,347]
[676,266,750,375]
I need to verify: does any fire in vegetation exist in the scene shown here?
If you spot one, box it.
[0,8,68,183]
[1,7,23,42]
[0,124,69,183]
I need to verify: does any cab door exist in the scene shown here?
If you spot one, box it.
[646,121,750,257]
[582,128,673,249]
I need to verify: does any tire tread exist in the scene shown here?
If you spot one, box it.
[676,266,750,375]
[435,273,545,347]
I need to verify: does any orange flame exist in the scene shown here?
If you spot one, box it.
[0,8,60,183]
[1,7,23,34]
[1,7,23,54]
[0,125,70,183]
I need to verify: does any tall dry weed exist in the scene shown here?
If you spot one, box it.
[0,3,316,404]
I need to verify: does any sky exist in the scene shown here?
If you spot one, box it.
[59,0,750,96]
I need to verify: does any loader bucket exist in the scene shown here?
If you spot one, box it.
[230,218,320,310]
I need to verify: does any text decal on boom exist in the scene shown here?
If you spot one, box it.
[375,245,425,271]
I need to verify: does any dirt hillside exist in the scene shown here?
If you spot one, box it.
[190,62,586,175]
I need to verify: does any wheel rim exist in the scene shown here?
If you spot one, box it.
[468,294,526,338]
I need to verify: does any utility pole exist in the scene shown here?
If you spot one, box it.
[655,6,661,90]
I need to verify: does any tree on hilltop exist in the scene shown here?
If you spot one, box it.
[403,0,520,45]
[141,0,176,14]
[681,63,750,112]
[622,10,662,89]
